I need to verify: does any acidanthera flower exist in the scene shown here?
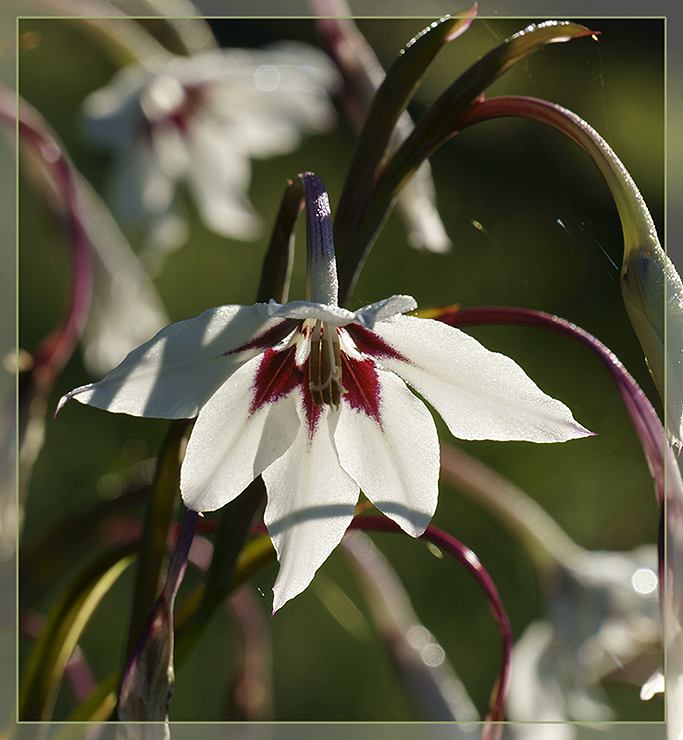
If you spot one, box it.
[83,43,339,265]
[57,173,592,611]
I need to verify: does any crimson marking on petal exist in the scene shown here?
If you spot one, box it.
[341,355,382,427]
[224,318,300,357]
[345,324,408,361]
[301,356,324,440]
[250,345,301,415]
[167,84,205,135]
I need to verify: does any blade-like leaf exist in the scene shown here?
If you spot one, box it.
[334,11,475,272]
[19,544,136,720]
[338,21,595,302]
[397,22,594,174]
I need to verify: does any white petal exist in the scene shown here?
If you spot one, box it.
[263,409,359,611]
[266,299,356,325]
[180,355,299,512]
[387,94,451,254]
[77,177,169,376]
[263,295,417,329]
[184,119,263,241]
[82,65,150,147]
[152,123,191,182]
[354,294,417,329]
[640,667,665,700]
[397,171,453,254]
[108,137,175,225]
[57,306,291,419]
[336,368,439,537]
[373,315,592,442]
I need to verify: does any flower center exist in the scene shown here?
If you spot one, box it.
[308,320,343,408]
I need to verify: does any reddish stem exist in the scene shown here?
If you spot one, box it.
[0,89,94,393]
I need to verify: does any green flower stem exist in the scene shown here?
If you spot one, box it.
[125,419,193,665]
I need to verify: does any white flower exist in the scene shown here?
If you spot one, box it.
[77,176,169,376]
[83,43,339,263]
[58,293,591,611]
[507,546,660,737]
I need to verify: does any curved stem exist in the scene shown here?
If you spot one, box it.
[443,305,676,509]
[349,515,510,730]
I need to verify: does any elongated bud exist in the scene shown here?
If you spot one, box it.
[622,241,683,450]
[301,171,338,305]
[118,510,198,724]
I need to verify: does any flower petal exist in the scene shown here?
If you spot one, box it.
[180,354,299,512]
[371,315,592,442]
[57,306,292,419]
[265,294,416,328]
[354,294,417,329]
[266,299,356,325]
[183,114,264,241]
[336,366,439,537]
[263,408,359,612]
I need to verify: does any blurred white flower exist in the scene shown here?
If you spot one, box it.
[83,42,339,267]
[77,176,169,376]
[506,545,661,738]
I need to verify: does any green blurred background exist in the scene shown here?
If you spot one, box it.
[17,15,664,722]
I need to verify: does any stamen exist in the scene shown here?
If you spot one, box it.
[309,320,344,408]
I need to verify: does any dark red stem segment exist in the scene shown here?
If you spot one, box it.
[442,304,679,644]
[444,305,668,507]
[0,90,93,392]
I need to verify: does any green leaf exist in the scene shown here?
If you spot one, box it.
[334,11,475,261]
[64,672,120,724]
[19,544,136,721]
[125,419,192,663]
[337,20,595,302]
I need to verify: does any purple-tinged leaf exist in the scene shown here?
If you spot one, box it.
[118,509,198,723]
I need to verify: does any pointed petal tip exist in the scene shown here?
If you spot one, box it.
[271,589,288,615]
[574,422,596,440]
[53,396,67,419]
[54,385,90,418]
